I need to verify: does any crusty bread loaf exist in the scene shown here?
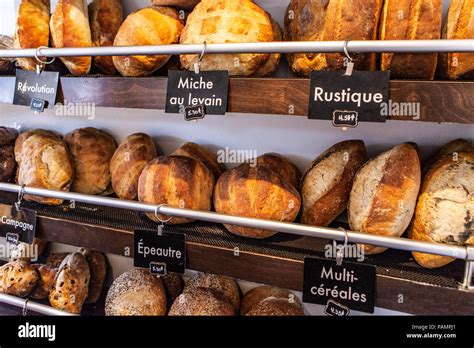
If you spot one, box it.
[110,133,157,200]
[50,0,92,75]
[161,272,184,309]
[105,268,167,316]
[14,129,62,165]
[150,0,200,10]
[302,140,367,227]
[169,287,236,316]
[180,0,274,76]
[285,0,383,76]
[0,260,39,298]
[138,155,215,224]
[410,152,474,268]
[89,0,123,74]
[348,143,421,254]
[30,264,57,300]
[185,273,240,311]
[240,285,302,316]
[439,0,474,80]
[80,249,107,304]
[45,252,69,269]
[256,153,301,191]
[433,138,474,160]
[14,0,50,71]
[254,18,283,77]
[113,6,184,76]
[379,0,442,79]
[214,163,301,238]
[0,127,18,183]
[18,133,74,205]
[65,128,116,195]
[49,252,90,314]
[172,142,226,179]
[246,297,305,316]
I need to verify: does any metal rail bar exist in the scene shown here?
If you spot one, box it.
[0,293,77,316]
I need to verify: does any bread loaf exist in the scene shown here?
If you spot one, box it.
[138,155,215,224]
[30,264,57,300]
[14,0,50,71]
[254,18,283,77]
[113,6,184,76]
[284,0,383,76]
[89,0,123,74]
[105,268,167,316]
[50,0,92,75]
[65,128,116,195]
[256,153,301,191]
[150,0,200,10]
[439,0,474,80]
[0,260,39,297]
[348,143,421,254]
[45,252,69,268]
[110,133,157,200]
[379,0,442,79]
[18,133,74,205]
[80,249,107,304]
[14,129,62,166]
[180,0,274,76]
[302,141,367,227]
[240,285,302,316]
[433,138,474,160]
[0,127,18,183]
[161,272,184,309]
[172,142,226,179]
[410,152,474,268]
[214,163,301,238]
[245,297,305,316]
[169,287,235,316]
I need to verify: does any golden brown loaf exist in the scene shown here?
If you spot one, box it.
[440,0,474,80]
[14,0,50,71]
[110,133,157,200]
[138,155,215,224]
[14,129,62,165]
[65,128,117,195]
[214,163,301,239]
[113,6,184,77]
[0,127,18,183]
[284,0,383,76]
[348,143,421,254]
[50,0,92,75]
[256,153,302,191]
[18,133,74,205]
[105,268,167,316]
[301,140,367,227]
[89,0,124,74]
[30,264,57,300]
[245,297,305,316]
[180,0,274,76]
[80,249,107,304]
[254,18,283,77]
[240,285,302,316]
[172,142,226,179]
[169,287,236,316]
[410,152,474,268]
[379,0,442,79]
[150,0,201,10]
[0,260,39,298]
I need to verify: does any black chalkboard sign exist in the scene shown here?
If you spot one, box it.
[13,69,59,109]
[0,204,36,244]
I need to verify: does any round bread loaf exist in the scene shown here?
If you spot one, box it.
[30,264,57,300]
[138,155,215,224]
[185,273,240,311]
[301,140,367,227]
[169,287,235,316]
[65,128,117,195]
[172,142,226,179]
[410,152,474,268]
[80,249,107,304]
[245,297,304,316]
[348,143,421,254]
[0,260,39,298]
[161,272,184,309]
[113,6,184,76]
[0,127,18,183]
[256,153,301,191]
[214,163,301,238]
[180,0,274,76]
[254,18,283,77]
[240,285,301,315]
[14,129,62,165]
[110,133,157,200]
[105,268,167,316]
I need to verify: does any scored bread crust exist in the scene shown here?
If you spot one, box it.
[256,153,302,191]
[254,18,283,77]
[172,142,226,179]
[379,0,442,79]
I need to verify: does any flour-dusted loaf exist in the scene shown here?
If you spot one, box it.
[214,163,301,239]
[14,129,62,165]
[65,128,116,195]
[180,0,274,76]
[89,0,123,74]
[138,155,215,224]
[245,297,305,316]
[439,0,474,80]
[240,285,302,316]
[172,142,226,179]
[285,0,383,76]
[50,0,92,75]
[30,264,57,300]
[18,133,74,205]
[80,249,107,304]
[105,268,167,316]
[410,152,474,268]
[110,133,157,200]
[0,127,18,183]
[113,6,184,76]
[14,0,50,71]
[254,18,283,77]
[379,0,442,79]
[169,287,236,316]
[256,153,301,191]
[150,0,200,10]
[0,260,39,298]
[348,143,421,254]
[301,141,367,227]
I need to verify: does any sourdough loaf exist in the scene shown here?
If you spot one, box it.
[240,285,302,316]
[0,127,18,183]
[256,153,301,191]
[172,142,226,179]
[30,264,57,300]
[169,287,236,316]
[0,260,38,298]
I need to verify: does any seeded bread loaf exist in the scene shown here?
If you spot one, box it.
[169,287,236,316]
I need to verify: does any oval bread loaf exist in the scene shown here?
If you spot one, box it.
[0,127,18,183]
[30,264,57,300]
[80,249,107,304]
[0,260,39,298]
[240,285,302,316]
[246,297,304,316]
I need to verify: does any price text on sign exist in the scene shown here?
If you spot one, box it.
[13,69,59,109]
[308,70,390,123]
[0,203,36,244]
[303,257,376,313]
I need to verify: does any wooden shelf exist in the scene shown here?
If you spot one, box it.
[1,76,473,124]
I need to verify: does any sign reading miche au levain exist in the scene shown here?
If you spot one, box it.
[165,70,229,115]
[308,71,390,123]
[13,69,59,109]
[303,257,376,313]
[134,229,186,275]
[0,203,36,244]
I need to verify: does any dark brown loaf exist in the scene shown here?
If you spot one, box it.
[161,272,184,309]
[110,133,157,200]
[30,264,57,300]
[138,155,215,224]
[0,127,18,183]
[45,252,70,268]
[348,143,421,254]
[80,249,107,304]
[301,140,367,227]
[240,285,302,316]
[169,287,236,316]
[256,153,301,191]
[172,142,226,179]
[0,260,39,297]
[214,163,301,238]
[245,297,305,316]
[150,0,200,9]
